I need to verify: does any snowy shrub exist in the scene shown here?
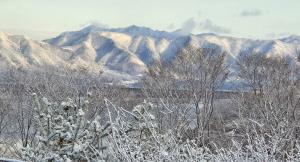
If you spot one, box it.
[21,94,109,162]
[101,100,212,161]
[20,94,300,162]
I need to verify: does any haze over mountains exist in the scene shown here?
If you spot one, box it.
[0,25,299,86]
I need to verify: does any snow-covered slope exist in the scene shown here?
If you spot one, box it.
[45,25,177,75]
[46,25,300,72]
[1,25,299,86]
[191,34,299,68]
[0,31,73,69]
[46,31,147,75]
[280,35,300,45]
[195,34,299,58]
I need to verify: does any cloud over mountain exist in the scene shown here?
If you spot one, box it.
[176,18,231,35]
[198,19,231,34]
[179,18,198,35]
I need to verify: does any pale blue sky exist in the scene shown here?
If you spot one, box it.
[0,0,299,40]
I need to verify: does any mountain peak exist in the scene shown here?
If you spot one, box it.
[124,25,147,30]
[80,24,109,33]
[111,25,177,40]
[280,35,300,44]
[197,33,218,37]
[79,24,169,38]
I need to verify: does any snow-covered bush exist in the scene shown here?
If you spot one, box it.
[21,96,213,161]
[20,94,300,162]
[101,100,213,161]
[21,94,109,162]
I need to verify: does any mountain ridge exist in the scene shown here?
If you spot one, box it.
[1,25,299,86]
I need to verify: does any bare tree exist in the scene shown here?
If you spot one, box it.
[143,46,229,145]
[234,53,300,159]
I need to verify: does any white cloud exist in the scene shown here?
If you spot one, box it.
[80,21,109,29]
[177,18,231,35]
[240,9,262,17]
[180,18,198,35]
[198,19,231,34]
[167,23,176,30]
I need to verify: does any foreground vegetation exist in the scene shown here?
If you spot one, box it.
[0,48,299,161]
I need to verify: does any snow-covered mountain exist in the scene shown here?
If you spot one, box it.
[44,25,179,75]
[46,25,300,72]
[1,25,299,86]
[0,31,73,69]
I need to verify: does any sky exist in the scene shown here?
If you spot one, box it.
[0,0,299,40]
